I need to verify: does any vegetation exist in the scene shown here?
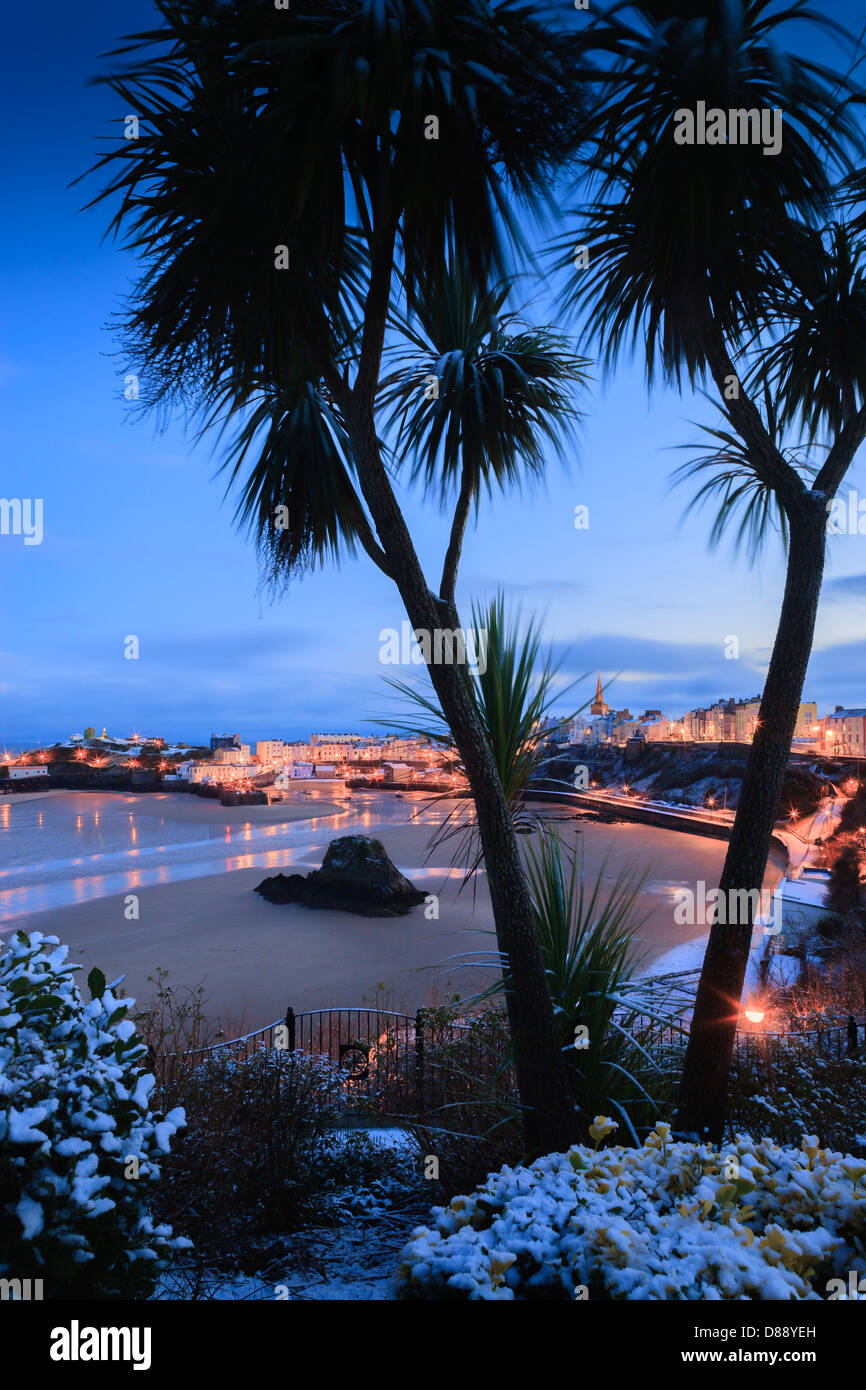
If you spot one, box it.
[381,593,585,870]
[86,0,591,1156]
[559,0,866,1140]
[397,1126,866,1300]
[0,933,187,1300]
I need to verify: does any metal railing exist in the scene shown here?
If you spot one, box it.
[170,980,864,1123]
[173,1004,514,1117]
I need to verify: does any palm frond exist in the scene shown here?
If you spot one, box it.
[669,386,817,562]
[380,261,588,502]
[753,221,866,439]
[553,1,863,386]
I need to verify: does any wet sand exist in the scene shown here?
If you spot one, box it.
[2,790,784,1028]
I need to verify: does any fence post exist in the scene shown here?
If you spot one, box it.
[285,1005,296,1054]
[848,1015,858,1057]
[415,1008,425,1111]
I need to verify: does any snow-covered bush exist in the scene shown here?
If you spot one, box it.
[0,932,189,1298]
[397,1121,866,1299]
[728,1047,866,1154]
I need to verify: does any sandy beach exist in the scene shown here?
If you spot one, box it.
[0,787,786,1029]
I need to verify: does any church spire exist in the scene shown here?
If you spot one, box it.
[591,671,609,717]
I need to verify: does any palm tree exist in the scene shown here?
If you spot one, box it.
[85,0,589,1153]
[557,0,866,1141]
[381,592,586,871]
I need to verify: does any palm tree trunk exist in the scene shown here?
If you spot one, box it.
[676,495,827,1142]
[343,227,579,1156]
[351,421,578,1153]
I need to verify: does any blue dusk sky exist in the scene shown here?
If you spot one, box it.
[2,0,866,747]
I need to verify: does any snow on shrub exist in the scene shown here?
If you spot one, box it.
[397,1120,866,1299]
[0,932,190,1298]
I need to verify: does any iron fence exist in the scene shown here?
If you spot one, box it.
[173,1004,515,1118]
[171,983,865,1122]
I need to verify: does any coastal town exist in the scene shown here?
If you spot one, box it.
[3,676,865,799]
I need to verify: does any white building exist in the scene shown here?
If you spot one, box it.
[826,708,866,756]
[212,745,251,765]
[638,716,671,742]
[382,762,412,781]
[188,760,258,784]
[382,737,429,762]
[255,740,286,766]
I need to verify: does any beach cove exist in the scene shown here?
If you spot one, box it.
[0,788,784,1028]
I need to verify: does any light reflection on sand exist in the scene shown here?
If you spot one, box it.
[0,790,467,924]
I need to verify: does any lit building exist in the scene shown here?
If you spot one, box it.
[638,714,671,742]
[382,762,412,782]
[255,740,286,766]
[188,760,258,784]
[213,745,251,764]
[794,702,818,739]
[734,698,761,742]
[826,708,866,756]
[381,736,430,762]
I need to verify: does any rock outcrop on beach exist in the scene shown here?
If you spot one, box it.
[254,834,427,917]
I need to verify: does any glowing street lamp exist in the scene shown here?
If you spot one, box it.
[742,994,767,1027]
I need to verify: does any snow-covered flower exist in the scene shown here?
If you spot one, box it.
[589,1117,619,1148]
[397,1125,866,1300]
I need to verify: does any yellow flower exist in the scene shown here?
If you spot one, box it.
[489,1251,516,1288]
[589,1117,619,1148]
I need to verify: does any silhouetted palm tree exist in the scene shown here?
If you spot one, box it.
[86,0,589,1153]
[558,0,866,1140]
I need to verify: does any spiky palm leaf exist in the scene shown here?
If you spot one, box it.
[517,830,681,1139]
[379,594,587,879]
